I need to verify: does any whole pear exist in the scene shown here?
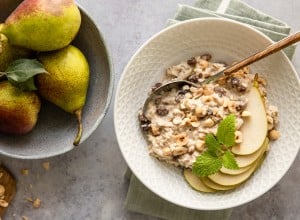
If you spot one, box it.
[0,33,33,71]
[0,81,41,135]
[36,45,90,145]
[0,0,81,51]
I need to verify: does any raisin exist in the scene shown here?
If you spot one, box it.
[229,77,240,88]
[175,91,186,103]
[236,104,245,112]
[207,108,213,116]
[214,86,226,97]
[156,105,169,116]
[187,74,198,83]
[138,113,151,132]
[154,97,162,105]
[187,57,197,66]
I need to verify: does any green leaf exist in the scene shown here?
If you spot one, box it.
[192,151,223,177]
[205,133,220,157]
[9,77,37,91]
[216,114,236,147]
[222,151,239,170]
[5,59,48,91]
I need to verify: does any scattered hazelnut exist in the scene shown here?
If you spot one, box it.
[269,130,280,140]
[21,169,29,176]
[33,198,41,209]
[42,162,50,171]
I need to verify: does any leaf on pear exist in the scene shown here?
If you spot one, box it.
[9,77,37,91]
[5,59,48,91]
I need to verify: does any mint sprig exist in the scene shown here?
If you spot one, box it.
[192,114,239,177]
[0,59,48,91]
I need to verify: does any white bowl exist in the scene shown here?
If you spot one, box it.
[114,18,300,210]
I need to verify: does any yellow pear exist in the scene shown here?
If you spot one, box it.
[0,0,81,51]
[36,45,90,145]
[0,33,33,71]
[0,81,41,135]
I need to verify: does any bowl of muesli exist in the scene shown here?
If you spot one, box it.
[114,18,300,210]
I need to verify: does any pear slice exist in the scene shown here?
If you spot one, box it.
[234,138,269,168]
[183,169,215,193]
[201,177,238,191]
[231,86,268,155]
[220,164,252,175]
[208,153,265,186]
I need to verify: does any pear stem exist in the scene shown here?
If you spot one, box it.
[73,109,83,146]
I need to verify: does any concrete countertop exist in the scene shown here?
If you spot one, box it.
[1,0,299,219]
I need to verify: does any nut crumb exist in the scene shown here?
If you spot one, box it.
[0,199,8,207]
[42,162,50,171]
[21,169,29,176]
[0,184,5,196]
[26,197,41,208]
[22,216,29,220]
[0,172,3,179]
[33,198,41,208]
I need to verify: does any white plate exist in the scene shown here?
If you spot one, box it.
[114,18,300,210]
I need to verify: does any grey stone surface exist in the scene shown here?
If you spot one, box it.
[1,0,299,219]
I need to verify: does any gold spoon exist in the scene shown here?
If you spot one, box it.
[143,31,300,114]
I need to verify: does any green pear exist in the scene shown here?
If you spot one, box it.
[36,45,90,146]
[0,33,33,71]
[0,0,81,51]
[0,81,41,135]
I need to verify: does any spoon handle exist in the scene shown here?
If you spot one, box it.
[224,31,300,75]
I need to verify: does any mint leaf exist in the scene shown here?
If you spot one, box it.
[5,59,48,91]
[216,114,236,147]
[205,133,220,157]
[222,151,239,170]
[192,151,223,177]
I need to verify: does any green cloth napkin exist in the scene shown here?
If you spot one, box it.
[124,1,295,220]
[168,0,295,58]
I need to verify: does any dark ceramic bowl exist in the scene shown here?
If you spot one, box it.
[0,0,113,159]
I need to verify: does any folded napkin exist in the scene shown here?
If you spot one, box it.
[168,0,295,58]
[124,1,295,220]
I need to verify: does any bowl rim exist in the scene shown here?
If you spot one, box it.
[0,3,115,160]
[114,17,300,210]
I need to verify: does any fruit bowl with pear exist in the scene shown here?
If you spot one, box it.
[0,0,113,158]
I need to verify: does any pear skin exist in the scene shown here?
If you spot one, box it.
[0,0,81,51]
[0,34,33,71]
[0,81,41,135]
[37,45,90,145]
